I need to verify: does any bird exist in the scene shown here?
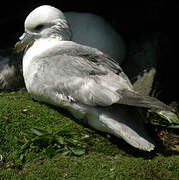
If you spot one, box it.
[15,5,171,151]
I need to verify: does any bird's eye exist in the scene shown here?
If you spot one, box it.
[34,24,44,31]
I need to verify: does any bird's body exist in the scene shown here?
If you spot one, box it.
[16,5,171,151]
[22,39,155,151]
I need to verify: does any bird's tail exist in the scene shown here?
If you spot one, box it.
[118,89,171,111]
[88,105,155,151]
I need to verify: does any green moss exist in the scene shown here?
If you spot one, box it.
[0,91,179,179]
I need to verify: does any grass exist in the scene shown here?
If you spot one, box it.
[1,91,179,179]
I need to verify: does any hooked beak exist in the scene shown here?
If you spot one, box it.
[14,33,34,53]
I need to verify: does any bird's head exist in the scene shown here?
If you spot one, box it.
[15,5,71,52]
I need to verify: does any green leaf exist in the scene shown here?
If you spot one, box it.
[56,136,64,145]
[167,124,179,129]
[31,134,55,147]
[31,128,49,136]
[55,129,75,137]
[43,146,57,158]
[149,109,179,125]
[29,145,40,152]
[71,148,85,156]
[65,139,79,146]
[21,140,31,150]
[61,150,71,156]
[19,154,25,161]
[155,110,179,124]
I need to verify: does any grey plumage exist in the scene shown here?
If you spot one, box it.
[29,41,169,111]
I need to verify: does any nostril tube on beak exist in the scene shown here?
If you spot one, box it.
[14,33,34,53]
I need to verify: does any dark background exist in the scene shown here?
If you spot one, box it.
[0,0,178,102]
[0,0,174,47]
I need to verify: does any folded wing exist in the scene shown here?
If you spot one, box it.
[34,41,170,111]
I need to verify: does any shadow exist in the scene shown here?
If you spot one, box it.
[108,126,179,159]
[33,99,179,159]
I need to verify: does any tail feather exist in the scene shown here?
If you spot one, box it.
[88,105,155,151]
[118,89,171,111]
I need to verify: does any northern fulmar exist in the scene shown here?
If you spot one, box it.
[15,5,171,151]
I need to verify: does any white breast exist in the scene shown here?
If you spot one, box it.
[22,38,65,90]
[23,39,61,65]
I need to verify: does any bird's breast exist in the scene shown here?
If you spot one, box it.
[24,38,63,60]
[23,39,66,82]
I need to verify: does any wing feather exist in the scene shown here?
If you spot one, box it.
[32,41,170,111]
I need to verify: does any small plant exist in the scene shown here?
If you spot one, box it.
[17,127,86,161]
[148,109,179,152]
[148,109,179,128]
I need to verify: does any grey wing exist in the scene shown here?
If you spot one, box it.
[40,59,123,106]
[34,47,129,106]
[54,73,170,111]
[35,42,170,111]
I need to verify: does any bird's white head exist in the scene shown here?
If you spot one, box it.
[15,5,71,52]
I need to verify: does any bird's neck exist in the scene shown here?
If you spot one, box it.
[24,38,60,59]
[49,19,72,41]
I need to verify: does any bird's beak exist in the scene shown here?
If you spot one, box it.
[14,32,34,53]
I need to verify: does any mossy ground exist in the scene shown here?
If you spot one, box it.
[0,91,179,179]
